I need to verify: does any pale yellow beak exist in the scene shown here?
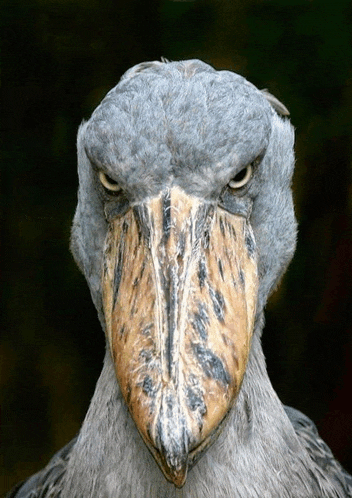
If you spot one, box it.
[102,187,258,487]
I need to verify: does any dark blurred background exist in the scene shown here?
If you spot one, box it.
[1,0,352,494]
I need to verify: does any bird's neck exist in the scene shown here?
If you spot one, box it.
[61,324,319,498]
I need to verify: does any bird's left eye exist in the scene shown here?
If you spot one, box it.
[228,164,252,189]
[99,171,121,192]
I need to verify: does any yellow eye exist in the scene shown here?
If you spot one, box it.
[99,171,121,192]
[228,164,252,189]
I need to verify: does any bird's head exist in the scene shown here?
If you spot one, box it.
[71,60,296,487]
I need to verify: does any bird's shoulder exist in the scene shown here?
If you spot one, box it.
[285,405,352,496]
[6,437,77,498]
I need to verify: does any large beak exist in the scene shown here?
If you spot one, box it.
[102,187,258,487]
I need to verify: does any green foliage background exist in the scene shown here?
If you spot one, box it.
[2,0,352,493]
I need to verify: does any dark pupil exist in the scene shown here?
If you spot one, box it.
[106,174,118,185]
[233,167,248,183]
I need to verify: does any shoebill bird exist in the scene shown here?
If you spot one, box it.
[8,60,352,498]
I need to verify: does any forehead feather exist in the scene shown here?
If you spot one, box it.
[84,61,272,180]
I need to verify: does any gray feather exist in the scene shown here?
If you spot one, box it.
[6,438,76,498]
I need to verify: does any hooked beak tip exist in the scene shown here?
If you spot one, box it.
[159,451,188,488]
[153,392,189,487]
[168,467,188,488]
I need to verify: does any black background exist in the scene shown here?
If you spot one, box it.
[2,0,352,494]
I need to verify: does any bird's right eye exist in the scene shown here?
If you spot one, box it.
[228,164,253,190]
[99,171,121,193]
